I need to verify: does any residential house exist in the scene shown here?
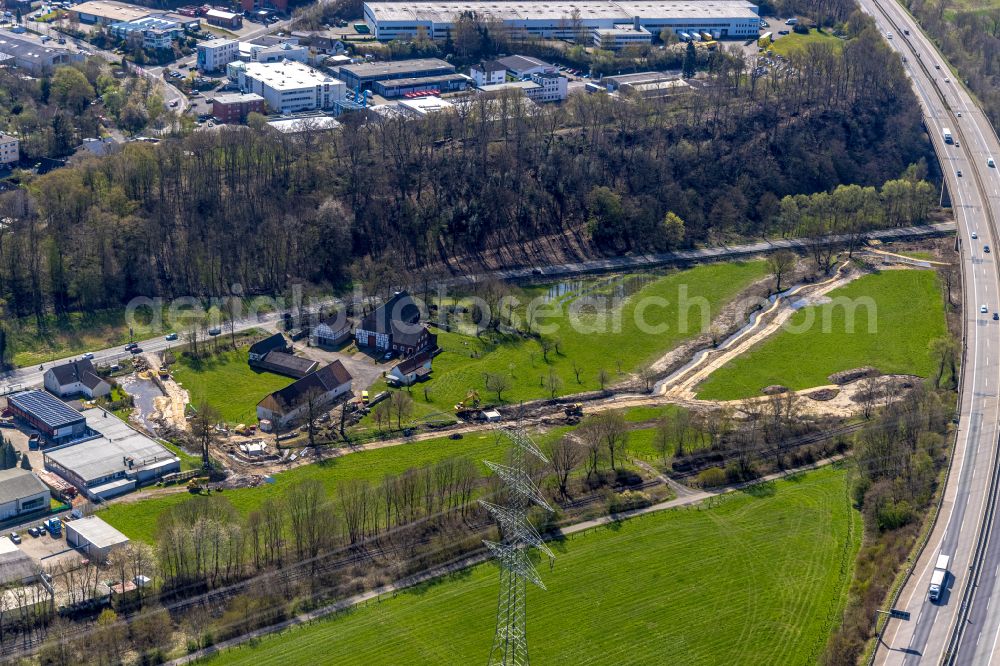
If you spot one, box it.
[248,332,289,363]
[0,133,18,165]
[311,313,353,347]
[247,332,318,378]
[256,361,353,429]
[43,359,111,400]
[470,60,505,87]
[387,351,433,386]
[252,352,318,379]
[496,54,557,80]
[354,291,436,356]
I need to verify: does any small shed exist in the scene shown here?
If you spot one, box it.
[66,516,129,562]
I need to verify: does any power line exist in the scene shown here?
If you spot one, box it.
[482,426,553,666]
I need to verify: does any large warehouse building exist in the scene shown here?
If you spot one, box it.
[363,1,760,42]
[236,60,346,113]
[43,407,180,500]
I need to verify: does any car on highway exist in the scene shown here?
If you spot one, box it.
[958,170,963,177]
[989,158,996,168]
[129,346,143,354]
[986,245,991,253]
[981,305,989,314]
[973,232,978,239]
[82,352,94,360]
[994,313,998,321]
[958,112,962,117]
[887,32,892,38]
[935,64,941,69]
[125,342,138,351]
[945,77,951,82]
[166,333,178,341]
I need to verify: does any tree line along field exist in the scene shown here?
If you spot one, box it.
[198,465,860,666]
[694,269,948,401]
[100,404,692,544]
[99,428,571,543]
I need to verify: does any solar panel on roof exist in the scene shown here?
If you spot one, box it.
[9,390,85,429]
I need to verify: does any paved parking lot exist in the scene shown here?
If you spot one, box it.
[295,343,386,390]
[16,528,78,568]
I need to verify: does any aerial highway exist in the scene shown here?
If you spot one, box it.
[862,1,1000,664]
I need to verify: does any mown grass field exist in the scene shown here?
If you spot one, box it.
[200,465,860,666]
[768,29,844,57]
[171,349,294,424]
[695,269,948,400]
[160,440,202,472]
[101,428,570,543]
[353,263,767,435]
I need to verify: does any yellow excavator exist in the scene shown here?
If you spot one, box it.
[454,390,481,412]
[565,403,584,424]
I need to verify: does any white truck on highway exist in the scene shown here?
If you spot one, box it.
[943,128,954,144]
[929,554,950,601]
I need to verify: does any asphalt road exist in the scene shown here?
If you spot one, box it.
[0,221,951,397]
[861,2,1000,664]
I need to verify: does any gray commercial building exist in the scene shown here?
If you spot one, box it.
[363,1,760,42]
[373,73,470,98]
[337,57,455,90]
[6,390,89,445]
[66,516,129,562]
[0,29,84,75]
[44,408,180,500]
[0,469,50,522]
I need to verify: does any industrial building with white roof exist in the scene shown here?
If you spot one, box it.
[363,1,760,41]
[43,407,179,501]
[236,60,347,113]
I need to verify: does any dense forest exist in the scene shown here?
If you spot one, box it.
[904,0,1000,125]
[0,15,931,329]
[0,61,166,161]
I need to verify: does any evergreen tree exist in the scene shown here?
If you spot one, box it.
[0,439,17,470]
[683,41,697,78]
[20,454,31,471]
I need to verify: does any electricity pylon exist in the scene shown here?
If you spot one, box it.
[481,427,554,666]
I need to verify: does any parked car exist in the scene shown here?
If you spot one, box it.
[9,532,20,544]
[28,527,39,538]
